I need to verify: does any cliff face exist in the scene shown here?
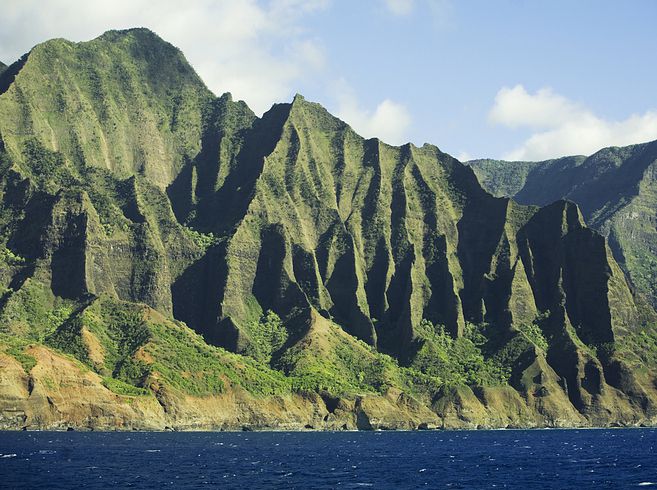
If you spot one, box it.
[1,29,657,430]
[469,141,657,308]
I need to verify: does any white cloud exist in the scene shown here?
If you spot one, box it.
[0,0,329,114]
[333,80,412,145]
[456,151,472,162]
[489,85,585,130]
[384,0,415,16]
[490,84,657,160]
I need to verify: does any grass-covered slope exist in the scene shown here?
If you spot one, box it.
[0,28,213,188]
[468,156,586,199]
[1,29,657,430]
[468,141,657,307]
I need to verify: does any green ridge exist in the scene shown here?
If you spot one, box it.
[468,141,657,307]
[0,29,656,429]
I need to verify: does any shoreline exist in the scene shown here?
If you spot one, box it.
[2,423,656,433]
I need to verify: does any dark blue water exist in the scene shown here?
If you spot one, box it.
[1,429,656,488]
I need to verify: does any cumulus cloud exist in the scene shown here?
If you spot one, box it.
[384,0,415,16]
[333,80,412,145]
[490,84,657,160]
[0,0,329,114]
[489,85,585,130]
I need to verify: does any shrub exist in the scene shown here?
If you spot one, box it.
[412,319,510,387]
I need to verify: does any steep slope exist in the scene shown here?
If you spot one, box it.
[469,141,657,305]
[0,61,6,75]
[0,28,213,188]
[468,156,586,199]
[0,29,656,430]
[176,96,644,363]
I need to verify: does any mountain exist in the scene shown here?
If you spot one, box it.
[469,141,657,307]
[0,61,6,74]
[1,29,657,430]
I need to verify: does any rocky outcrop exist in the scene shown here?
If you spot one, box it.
[3,344,657,431]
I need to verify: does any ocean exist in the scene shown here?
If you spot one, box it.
[0,428,656,488]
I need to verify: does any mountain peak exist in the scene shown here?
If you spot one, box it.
[17,29,173,65]
[97,27,166,43]
[0,27,213,189]
[284,93,349,135]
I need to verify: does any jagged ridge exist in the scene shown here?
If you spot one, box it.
[0,29,656,430]
[468,141,657,306]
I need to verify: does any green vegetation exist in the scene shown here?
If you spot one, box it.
[467,158,543,198]
[468,142,657,310]
[0,27,654,430]
[244,310,288,363]
[411,320,510,387]
[48,299,150,380]
[102,376,150,396]
[45,296,292,397]
[21,138,77,191]
[614,322,657,368]
[182,227,217,251]
[517,314,549,352]
[147,321,227,395]
[147,319,291,397]
[0,334,37,373]
[0,247,25,266]
[0,280,75,341]
[277,321,403,395]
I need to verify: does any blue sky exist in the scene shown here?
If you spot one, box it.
[2,0,657,160]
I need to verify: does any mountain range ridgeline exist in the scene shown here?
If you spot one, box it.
[1,28,656,430]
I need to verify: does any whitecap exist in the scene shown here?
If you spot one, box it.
[638,483,656,487]
[1,454,17,458]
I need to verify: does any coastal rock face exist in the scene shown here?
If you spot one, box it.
[468,141,657,308]
[1,29,657,430]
